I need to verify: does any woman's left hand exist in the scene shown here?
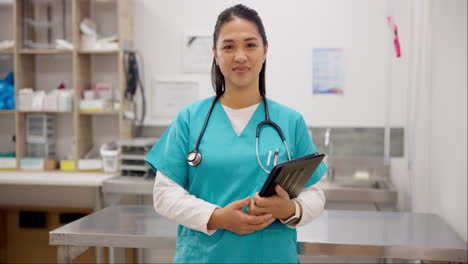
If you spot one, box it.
[248,185,295,220]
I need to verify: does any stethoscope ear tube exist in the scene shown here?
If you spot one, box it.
[256,120,286,141]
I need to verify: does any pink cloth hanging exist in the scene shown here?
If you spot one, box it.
[387,16,402,58]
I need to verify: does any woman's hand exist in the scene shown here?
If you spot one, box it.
[207,197,275,235]
[249,185,295,220]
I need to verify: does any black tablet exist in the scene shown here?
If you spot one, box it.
[259,153,325,198]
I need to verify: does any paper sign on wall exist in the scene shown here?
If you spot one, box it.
[312,48,345,95]
[182,35,213,73]
[152,80,198,119]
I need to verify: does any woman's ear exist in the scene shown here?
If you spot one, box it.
[263,44,268,62]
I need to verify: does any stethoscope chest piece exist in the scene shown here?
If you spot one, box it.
[187,151,202,167]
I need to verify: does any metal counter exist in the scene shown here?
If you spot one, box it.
[0,171,117,264]
[49,205,467,263]
[101,176,154,263]
[102,176,154,195]
[101,175,398,205]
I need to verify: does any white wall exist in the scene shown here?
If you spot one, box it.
[134,0,408,127]
[0,3,13,41]
[391,0,467,242]
[428,0,467,242]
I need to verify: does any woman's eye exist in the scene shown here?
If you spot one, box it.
[223,45,233,49]
[247,43,256,48]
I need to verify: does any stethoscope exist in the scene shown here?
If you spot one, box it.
[187,95,292,173]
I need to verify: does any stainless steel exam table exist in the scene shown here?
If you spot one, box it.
[49,205,467,263]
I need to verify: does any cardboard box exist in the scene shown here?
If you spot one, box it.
[44,159,58,171]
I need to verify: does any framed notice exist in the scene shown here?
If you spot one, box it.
[312,48,345,95]
[182,34,213,73]
[151,80,198,119]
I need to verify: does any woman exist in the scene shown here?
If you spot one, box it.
[145,4,327,263]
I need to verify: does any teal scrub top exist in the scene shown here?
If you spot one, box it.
[145,96,327,263]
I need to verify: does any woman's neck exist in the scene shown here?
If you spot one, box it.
[220,85,263,109]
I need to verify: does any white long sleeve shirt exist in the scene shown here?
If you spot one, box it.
[153,103,326,235]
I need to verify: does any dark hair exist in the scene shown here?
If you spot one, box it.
[211,4,268,97]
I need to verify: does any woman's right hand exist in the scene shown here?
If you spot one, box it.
[207,197,275,235]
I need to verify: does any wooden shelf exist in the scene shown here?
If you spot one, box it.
[0,110,15,114]
[0,49,14,54]
[15,169,113,174]
[17,110,73,114]
[19,49,73,55]
[79,111,119,115]
[78,49,118,55]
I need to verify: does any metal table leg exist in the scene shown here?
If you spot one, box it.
[103,191,124,264]
[136,194,145,264]
[57,245,89,264]
[94,187,104,264]
[109,247,126,263]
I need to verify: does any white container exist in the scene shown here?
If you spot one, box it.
[58,90,73,112]
[31,91,46,111]
[21,158,45,171]
[100,142,119,172]
[81,34,97,50]
[0,157,16,170]
[18,88,34,111]
[43,91,59,111]
[78,159,102,171]
[94,83,112,100]
[84,90,95,100]
[80,99,111,112]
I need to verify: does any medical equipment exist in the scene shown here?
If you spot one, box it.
[119,138,156,177]
[187,96,292,173]
[124,51,147,137]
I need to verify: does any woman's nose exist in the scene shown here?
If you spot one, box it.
[234,49,247,62]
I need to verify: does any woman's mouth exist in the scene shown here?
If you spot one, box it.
[233,66,250,72]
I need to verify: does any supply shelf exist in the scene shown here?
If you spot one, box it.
[2,0,134,171]
[0,2,15,170]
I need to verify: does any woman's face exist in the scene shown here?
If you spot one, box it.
[213,17,268,90]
